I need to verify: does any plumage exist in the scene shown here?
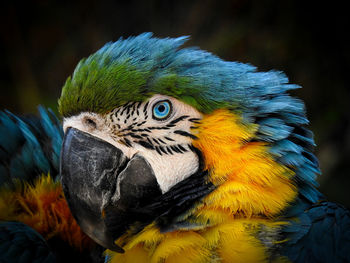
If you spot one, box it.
[281,201,350,262]
[0,107,62,186]
[0,221,55,263]
[0,108,104,262]
[1,33,350,262]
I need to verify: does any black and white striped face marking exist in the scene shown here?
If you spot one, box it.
[63,95,202,192]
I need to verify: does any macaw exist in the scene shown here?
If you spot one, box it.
[1,33,350,263]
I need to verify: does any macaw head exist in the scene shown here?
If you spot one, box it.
[59,33,320,253]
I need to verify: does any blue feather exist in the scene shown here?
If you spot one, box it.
[0,222,56,263]
[281,201,350,262]
[0,107,63,187]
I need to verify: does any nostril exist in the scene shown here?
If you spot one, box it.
[83,117,97,129]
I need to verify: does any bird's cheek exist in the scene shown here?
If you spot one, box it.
[140,149,200,193]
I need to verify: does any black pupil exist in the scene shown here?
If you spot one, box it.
[158,104,166,112]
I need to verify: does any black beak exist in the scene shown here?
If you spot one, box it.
[60,128,162,253]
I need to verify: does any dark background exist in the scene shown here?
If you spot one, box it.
[1,0,349,208]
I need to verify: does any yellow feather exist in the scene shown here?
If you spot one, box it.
[214,221,266,263]
[108,219,288,263]
[192,109,297,218]
[107,109,296,262]
[0,174,92,250]
[106,245,149,263]
[151,231,210,263]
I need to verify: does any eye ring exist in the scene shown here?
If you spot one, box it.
[152,100,172,120]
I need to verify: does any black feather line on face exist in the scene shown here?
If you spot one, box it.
[169,115,189,125]
[123,138,132,147]
[148,126,170,130]
[136,121,147,127]
[143,101,149,113]
[138,140,154,149]
[114,108,120,117]
[129,134,143,139]
[131,103,138,116]
[177,144,188,152]
[152,138,160,145]
[158,146,168,155]
[174,130,198,140]
[126,102,136,116]
[157,138,166,144]
[136,101,142,112]
[146,137,153,145]
[189,118,201,123]
[170,145,182,153]
[119,104,128,116]
[155,146,163,155]
[166,146,173,155]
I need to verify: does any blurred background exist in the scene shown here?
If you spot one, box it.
[1,0,349,208]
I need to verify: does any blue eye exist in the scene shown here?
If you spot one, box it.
[152,100,172,120]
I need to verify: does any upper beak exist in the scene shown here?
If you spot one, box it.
[60,128,162,253]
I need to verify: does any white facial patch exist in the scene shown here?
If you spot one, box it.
[140,146,199,192]
[63,94,202,193]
